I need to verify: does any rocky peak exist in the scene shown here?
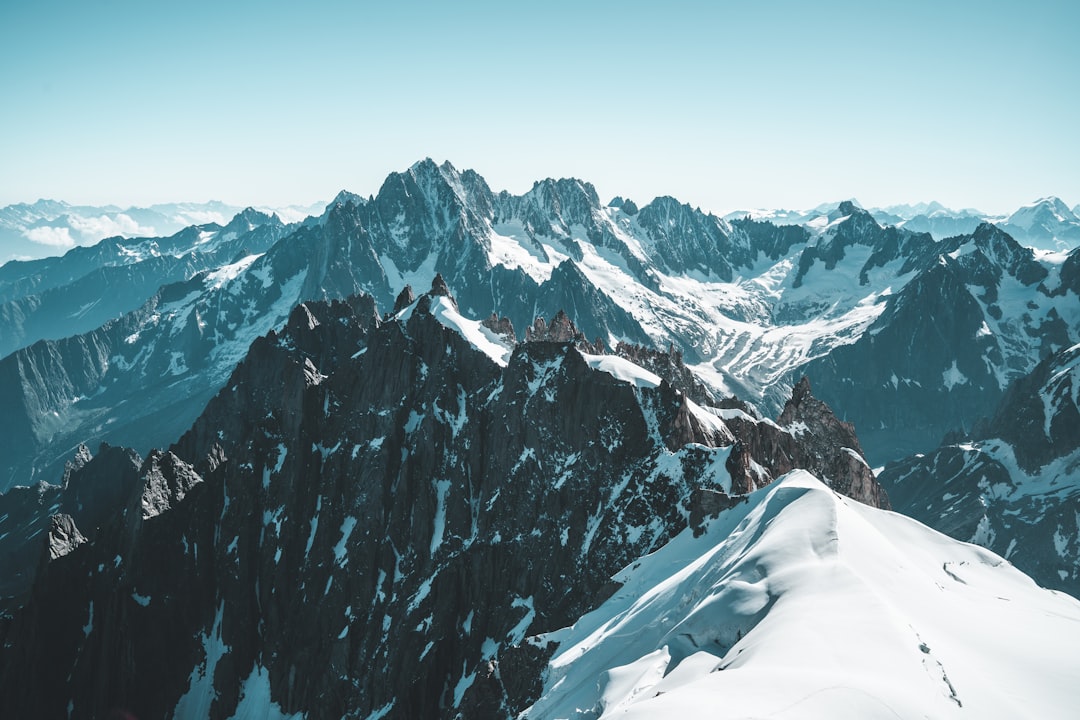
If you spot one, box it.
[527,309,575,342]
[222,207,277,235]
[789,375,812,405]
[524,309,603,353]
[392,285,416,315]
[429,273,452,298]
[776,376,887,508]
[45,513,87,561]
[513,177,602,238]
[327,189,365,212]
[414,274,460,316]
[633,197,748,280]
[481,313,516,343]
[139,450,204,520]
[837,200,861,216]
[779,376,857,448]
[60,444,94,486]
[970,222,1047,286]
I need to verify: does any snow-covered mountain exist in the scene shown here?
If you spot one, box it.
[880,342,1080,597]
[526,471,1080,719]
[1,284,1076,718]
[869,201,992,240]
[731,197,1080,252]
[721,200,846,227]
[1,161,1077,491]
[0,281,889,717]
[0,198,323,263]
[997,197,1080,252]
[870,196,1080,251]
[0,208,293,358]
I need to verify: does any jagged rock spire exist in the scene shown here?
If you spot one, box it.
[430,273,452,297]
[392,285,415,314]
[481,313,516,343]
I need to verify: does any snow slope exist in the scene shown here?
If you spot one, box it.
[526,471,1080,719]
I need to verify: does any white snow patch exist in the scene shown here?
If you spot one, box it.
[970,515,996,546]
[364,700,395,720]
[942,360,969,391]
[1054,526,1070,559]
[228,664,304,720]
[305,496,321,558]
[430,479,452,556]
[333,517,358,566]
[452,660,477,708]
[488,222,557,283]
[581,353,661,388]
[175,602,230,719]
[82,600,94,637]
[507,596,536,645]
[404,411,425,435]
[205,253,262,290]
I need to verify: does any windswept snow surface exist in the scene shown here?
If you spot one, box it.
[581,353,661,388]
[526,472,1080,719]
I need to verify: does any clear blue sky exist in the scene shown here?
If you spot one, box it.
[2,0,1077,215]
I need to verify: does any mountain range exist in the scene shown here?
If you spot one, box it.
[1,160,1078,717]
[726,195,1080,251]
[0,198,324,264]
[1,161,1076,492]
[3,281,1076,718]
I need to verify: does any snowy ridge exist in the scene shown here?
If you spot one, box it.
[580,353,661,388]
[527,471,1080,719]
[427,295,514,367]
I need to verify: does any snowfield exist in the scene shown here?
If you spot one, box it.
[525,472,1080,719]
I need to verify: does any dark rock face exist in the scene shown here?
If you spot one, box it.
[979,344,1080,472]
[0,161,654,490]
[806,254,1007,464]
[718,377,889,509]
[794,213,1075,465]
[776,377,888,509]
[391,284,415,314]
[6,161,1071,495]
[0,286,887,719]
[0,442,142,610]
[635,196,751,280]
[524,308,601,352]
[879,343,1080,596]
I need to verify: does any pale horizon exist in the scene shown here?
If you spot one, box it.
[3,1,1078,219]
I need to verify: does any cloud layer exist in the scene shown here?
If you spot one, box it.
[23,213,157,248]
